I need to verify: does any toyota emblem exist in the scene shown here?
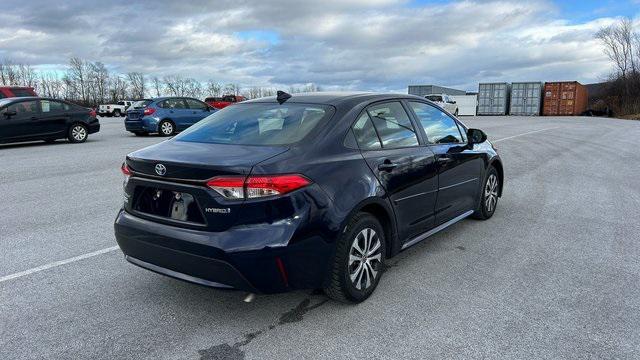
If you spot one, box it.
[155,164,167,176]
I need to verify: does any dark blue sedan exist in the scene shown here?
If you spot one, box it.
[124,97,215,136]
[114,91,503,303]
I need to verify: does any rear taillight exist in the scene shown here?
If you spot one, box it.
[143,107,155,116]
[89,109,96,118]
[121,163,132,177]
[206,174,311,200]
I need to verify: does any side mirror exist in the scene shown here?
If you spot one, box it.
[467,128,487,144]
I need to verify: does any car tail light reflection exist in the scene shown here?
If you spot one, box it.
[206,174,311,200]
[143,107,155,116]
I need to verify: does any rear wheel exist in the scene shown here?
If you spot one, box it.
[473,167,499,219]
[158,120,175,136]
[324,213,385,303]
[68,123,88,143]
[113,109,121,117]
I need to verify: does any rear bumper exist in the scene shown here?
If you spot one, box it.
[125,117,157,133]
[114,209,334,293]
[88,122,100,134]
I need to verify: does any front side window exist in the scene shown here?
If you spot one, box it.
[352,113,382,150]
[409,101,463,144]
[4,100,39,116]
[174,103,334,146]
[366,102,418,148]
[185,99,208,110]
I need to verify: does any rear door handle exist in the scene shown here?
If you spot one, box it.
[30,116,38,121]
[378,161,398,171]
[437,155,453,163]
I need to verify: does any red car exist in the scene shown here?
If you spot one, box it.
[0,86,37,99]
[204,95,246,109]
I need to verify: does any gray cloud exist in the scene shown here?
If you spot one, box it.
[0,0,622,92]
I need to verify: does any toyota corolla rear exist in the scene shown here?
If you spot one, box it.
[114,102,337,293]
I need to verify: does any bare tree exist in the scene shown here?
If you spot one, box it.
[151,76,162,97]
[206,80,222,97]
[127,72,146,99]
[67,57,90,103]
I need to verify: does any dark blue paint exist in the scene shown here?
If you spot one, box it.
[114,92,502,294]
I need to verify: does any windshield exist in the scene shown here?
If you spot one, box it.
[174,103,335,146]
[131,100,152,109]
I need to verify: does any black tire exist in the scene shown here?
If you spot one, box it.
[67,123,88,143]
[133,131,149,137]
[158,120,175,136]
[472,166,499,220]
[454,109,459,116]
[324,213,386,303]
[113,109,121,117]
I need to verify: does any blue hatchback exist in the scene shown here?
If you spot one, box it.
[125,97,215,136]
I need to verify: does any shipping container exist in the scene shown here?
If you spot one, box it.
[477,83,510,115]
[542,81,588,116]
[509,82,542,116]
[408,85,466,97]
[449,94,477,116]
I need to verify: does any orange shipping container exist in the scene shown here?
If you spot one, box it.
[542,81,588,116]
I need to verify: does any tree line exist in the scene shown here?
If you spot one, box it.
[0,57,320,106]
[595,18,640,118]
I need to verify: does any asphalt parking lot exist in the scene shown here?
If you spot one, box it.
[1,115,639,359]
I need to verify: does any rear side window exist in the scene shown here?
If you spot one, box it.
[185,99,208,110]
[41,100,69,112]
[352,113,382,150]
[131,100,152,109]
[366,102,418,148]
[174,103,334,146]
[161,98,187,109]
[409,101,463,144]
[426,95,443,102]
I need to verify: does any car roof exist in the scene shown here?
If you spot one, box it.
[243,92,426,106]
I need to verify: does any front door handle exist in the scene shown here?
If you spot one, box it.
[30,116,38,121]
[437,155,453,163]
[378,161,397,171]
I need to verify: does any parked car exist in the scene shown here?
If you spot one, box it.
[124,97,215,136]
[98,100,135,117]
[114,92,503,303]
[0,86,37,99]
[425,94,459,116]
[0,97,100,144]
[204,94,246,109]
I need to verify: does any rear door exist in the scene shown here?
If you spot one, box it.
[162,98,191,130]
[0,100,41,141]
[407,101,484,225]
[38,99,70,137]
[354,101,438,240]
[184,98,210,126]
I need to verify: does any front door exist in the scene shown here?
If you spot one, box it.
[184,98,210,126]
[352,101,438,240]
[406,101,484,225]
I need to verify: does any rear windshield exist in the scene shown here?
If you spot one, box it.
[174,103,334,146]
[131,100,152,109]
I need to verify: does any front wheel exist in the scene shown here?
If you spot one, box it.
[68,123,88,143]
[473,167,499,219]
[113,109,121,117]
[324,213,386,303]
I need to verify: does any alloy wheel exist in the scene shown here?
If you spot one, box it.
[484,174,498,212]
[72,125,87,141]
[161,122,173,135]
[348,228,382,291]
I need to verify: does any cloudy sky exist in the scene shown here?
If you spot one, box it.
[0,0,638,92]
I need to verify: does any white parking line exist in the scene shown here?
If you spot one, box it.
[0,246,120,284]
[493,127,559,143]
